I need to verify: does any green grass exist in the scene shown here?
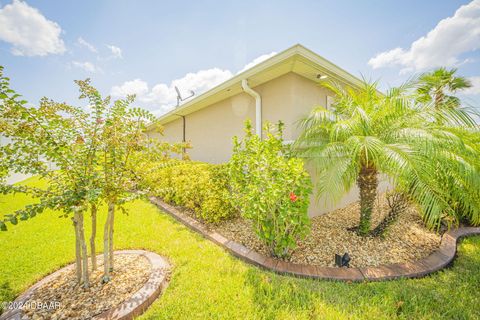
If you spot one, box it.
[1,177,479,319]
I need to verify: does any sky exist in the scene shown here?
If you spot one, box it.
[0,0,479,116]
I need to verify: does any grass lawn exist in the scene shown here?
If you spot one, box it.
[1,177,479,319]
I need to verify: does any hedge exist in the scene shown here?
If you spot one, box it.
[136,160,235,223]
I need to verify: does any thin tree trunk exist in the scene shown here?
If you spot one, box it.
[72,215,82,284]
[357,165,378,236]
[102,205,112,283]
[77,210,90,288]
[108,202,115,272]
[90,203,97,271]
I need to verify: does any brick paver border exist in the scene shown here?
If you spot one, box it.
[150,197,480,282]
[0,250,170,320]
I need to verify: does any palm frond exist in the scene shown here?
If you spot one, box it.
[295,76,480,229]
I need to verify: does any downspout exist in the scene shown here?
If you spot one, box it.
[174,114,187,156]
[241,79,262,139]
[181,115,186,144]
[181,115,186,157]
[174,114,186,143]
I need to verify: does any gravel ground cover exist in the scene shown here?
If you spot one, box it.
[212,194,441,267]
[22,254,151,320]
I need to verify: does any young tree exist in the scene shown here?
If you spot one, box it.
[1,67,161,285]
[98,93,155,282]
[0,69,105,287]
[73,79,109,272]
[296,80,480,236]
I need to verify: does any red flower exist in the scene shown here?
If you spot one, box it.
[289,192,298,202]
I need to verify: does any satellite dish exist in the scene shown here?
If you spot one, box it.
[175,86,195,107]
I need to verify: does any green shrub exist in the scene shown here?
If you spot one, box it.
[137,160,235,223]
[228,120,312,259]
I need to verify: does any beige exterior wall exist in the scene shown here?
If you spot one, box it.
[259,73,330,141]
[182,93,256,163]
[149,92,256,163]
[149,72,388,216]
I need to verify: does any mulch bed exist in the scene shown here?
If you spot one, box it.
[22,254,152,320]
[190,194,441,268]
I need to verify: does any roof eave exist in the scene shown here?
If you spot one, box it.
[149,44,365,127]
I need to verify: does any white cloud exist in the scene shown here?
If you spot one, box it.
[72,61,100,73]
[107,45,122,59]
[237,52,277,73]
[463,76,480,95]
[0,0,66,56]
[111,69,232,115]
[171,68,233,97]
[110,52,280,115]
[77,37,97,53]
[369,0,480,71]
[111,79,149,97]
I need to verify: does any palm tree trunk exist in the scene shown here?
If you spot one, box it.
[434,89,444,109]
[434,89,444,124]
[90,203,97,271]
[357,165,378,236]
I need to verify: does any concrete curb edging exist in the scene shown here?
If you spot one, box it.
[0,250,170,320]
[150,197,480,282]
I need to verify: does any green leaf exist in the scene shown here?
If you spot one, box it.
[10,216,18,225]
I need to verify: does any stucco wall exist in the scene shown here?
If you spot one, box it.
[181,93,256,163]
[149,72,388,216]
[259,73,329,140]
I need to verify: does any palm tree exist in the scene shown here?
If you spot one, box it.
[416,68,479,226]
[417,68,472,110]
[295,80,479,236]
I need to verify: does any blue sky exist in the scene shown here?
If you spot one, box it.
[1,0,479,115]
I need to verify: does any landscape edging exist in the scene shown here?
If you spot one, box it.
[150,196,480,282]
[0,250,170,320]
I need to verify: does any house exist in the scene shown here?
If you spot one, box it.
[147,44,382,216]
